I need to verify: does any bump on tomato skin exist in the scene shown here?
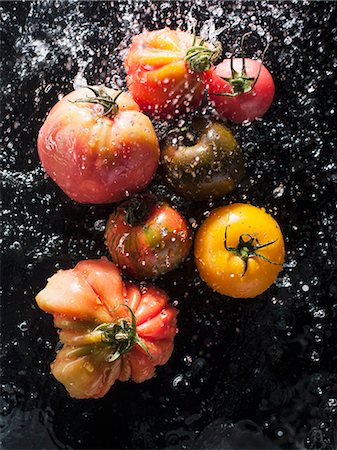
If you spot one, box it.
[135,287,168,325]
[51,346,122,400]
[119,355,132,382]
[37,87,160,204]
[207,58,275,123]
[137,305,178,340]
[75,258,125,318]
[35,268,112,323]
[127,346,157,383]
[35,258,178,399]
[195,204,285,298]
[124,282,142,313]
[124,28,210,118]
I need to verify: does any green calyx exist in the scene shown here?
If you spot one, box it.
[185,35,222,72]
[223,70,255,95]
[72,85,124,118]
[224,226,281,277]
[214,32,270,98]
[91,305,149,362]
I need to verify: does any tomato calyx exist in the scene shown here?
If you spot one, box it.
[214,32,270,97]
[185,34,222,72]
[72,86,124,117]
[90,305,149,362]
[224,226,281,276]
[123,195,157,227]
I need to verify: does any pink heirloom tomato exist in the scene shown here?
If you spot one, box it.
[105,194,192,279]
[35,257,178,399]
[37,86,160,203]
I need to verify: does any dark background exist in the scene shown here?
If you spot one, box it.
[1,1,337,449]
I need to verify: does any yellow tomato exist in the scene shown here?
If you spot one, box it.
[194,203,285,298]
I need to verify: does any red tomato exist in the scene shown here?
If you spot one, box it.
[207,58,275,123]
[124,27,221,118]
[35,257,178,399]
[105,194,192,279]
[37,86,160,203]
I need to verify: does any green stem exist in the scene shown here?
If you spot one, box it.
[185,36,222,72]
[71,85,125,118]
[90,304,150,362]
[213,33,270,97]
[224,226,281,276]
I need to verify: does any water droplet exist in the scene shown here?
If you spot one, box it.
[18,321,28,332]
[171,374,190,392]
[94,220,105,232]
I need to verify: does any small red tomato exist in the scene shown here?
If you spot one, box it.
[35,257,178,399]
[37,86,160,203]
[105,194,192,279]
[207,52,275,123]
[124,27,221,118]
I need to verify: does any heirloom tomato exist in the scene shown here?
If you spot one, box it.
[125,27,221,118]
[37,86,160,203]
[105,194,192,279]
[207,34,275,123]
[161,117,245,201]
[195,204,285,298]
[36,257,178,399]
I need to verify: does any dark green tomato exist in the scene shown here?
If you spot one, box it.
[105,194,192,279]
[161,117,245,201]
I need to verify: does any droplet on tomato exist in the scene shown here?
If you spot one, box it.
[83,361,94,372]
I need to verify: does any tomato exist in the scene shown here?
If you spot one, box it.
[35,257,178,399]
[161,117,245,200]
[105,194,192,279]
[194,204,285,298]
[207,58,275,123]
[124,27,221,118]
[37,86,160,204]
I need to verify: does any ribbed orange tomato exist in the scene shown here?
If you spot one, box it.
[124,27,221,118]
[195,204,285,298]
[36,258,178,399]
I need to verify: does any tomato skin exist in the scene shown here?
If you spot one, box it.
[125,28,211,118]
[105,194,192,279]
[37,87,160,204]
[195,204,285,298]
[161,117,245,201]
[207,59,275,123]
[35,257,178,399]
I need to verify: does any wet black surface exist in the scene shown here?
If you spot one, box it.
[1,1,337,449]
